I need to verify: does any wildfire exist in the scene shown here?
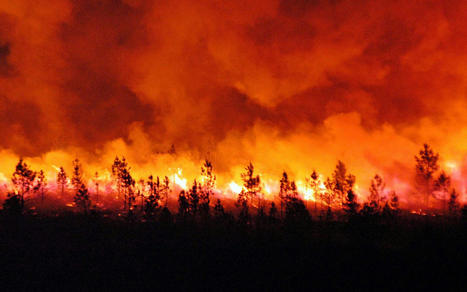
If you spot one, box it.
[229,181,243,194]
[173,169,188,190]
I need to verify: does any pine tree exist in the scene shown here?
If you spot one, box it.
[241,163,261,207]
[448,189,460,217]
[74,183,90,214]
[200,160,216,219]
[362,174,385,216]
[343,189,359,219]
[309,170,320,212]
[112,157,135,211]
[178,190,190,221]
[268,202,278,224]
[144,175,160,220]
[94,172,100,205]
[34,170,47,204]
[57,167,67,198]
[279,172,290,218]
[415,144,440,210]
[71,158,83,191]
[214,199,225,219]
[434,171,451,213]
[11,159,36,209]
[331,161,356,207]
[188,180,200,218]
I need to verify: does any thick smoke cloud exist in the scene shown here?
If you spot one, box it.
[1,0,467,201]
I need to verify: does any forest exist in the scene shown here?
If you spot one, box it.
[0,143,465,290]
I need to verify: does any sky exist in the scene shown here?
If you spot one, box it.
[1,0,467,203]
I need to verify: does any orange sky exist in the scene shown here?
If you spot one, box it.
[1,0,467,204]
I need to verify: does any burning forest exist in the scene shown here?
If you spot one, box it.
[1,143,467,220]
[0,0,466,290]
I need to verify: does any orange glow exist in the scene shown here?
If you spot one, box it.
[0,0,466,212]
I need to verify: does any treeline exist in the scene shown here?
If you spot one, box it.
[2,144,467,226]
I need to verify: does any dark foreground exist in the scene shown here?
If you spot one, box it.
[0,214,465,291]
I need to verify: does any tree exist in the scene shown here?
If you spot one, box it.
[57,167,67,198]
[34,170,47,204]
[237,163,261,225]
[122,167,136,215]
[434,171,451,213]
[74,183,91,214]
[268,202,278,224]
[71,158,84,191]
[284,196,311,227]
[178,190,190,221]
[343,189,359,219]
[382,191,400,218]
[3,192,22,216]
[415,143,440,210]
[112,157,135,211]
[448,189,460,217]
[279,172,290,218]
[11,159,36,208]
[369,174,385,208]
[241,163,261,207]
[362,174,385,216]
[309,170,321,212]
[330,161,356,207]
[112,156,128,200]
[144,175,161,220]
[213,199,225,219]
[94,172,100,205]
[187,180,201,218]
[162,176,170,207]
[200,160,216,219]
[323,177,337,216]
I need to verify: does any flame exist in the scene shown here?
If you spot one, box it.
[229,181,242,194]
[173,169,188,190]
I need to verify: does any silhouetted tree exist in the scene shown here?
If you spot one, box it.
[284,196,311,228]
[200,160,216,219]
[94,172,100,205]
[382,191,400,218]
[213,199,225,219]
[279,171,290,218]
[144,175,161,220]
[362,174,385,217]
[178,190,190,221]
[343,189,359,220]
[162,176,170,207]
[188,180,201,218]
[415,143,439,210]
[236,190,250,226]
[159,206,173,226]
[448,189,460,217]
[57,167,67,198]
[11,159,36,209]
[71,158,84,191]
[112,157,135,212]
[330,161,356,207]
[241,163,261,208]
[323,177,336,216]
[74,183,90,214]
[3,192,22,216]
[237,163,261,225]
[434,171,451,213]
[268,202,278,224]
[34,170,47,204]
[461,205,467,224]
[309,170,321,212]
[112,156,128,201]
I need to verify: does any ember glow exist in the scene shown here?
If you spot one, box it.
[1,0,467,211]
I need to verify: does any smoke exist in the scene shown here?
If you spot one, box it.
[1,0,467,202]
